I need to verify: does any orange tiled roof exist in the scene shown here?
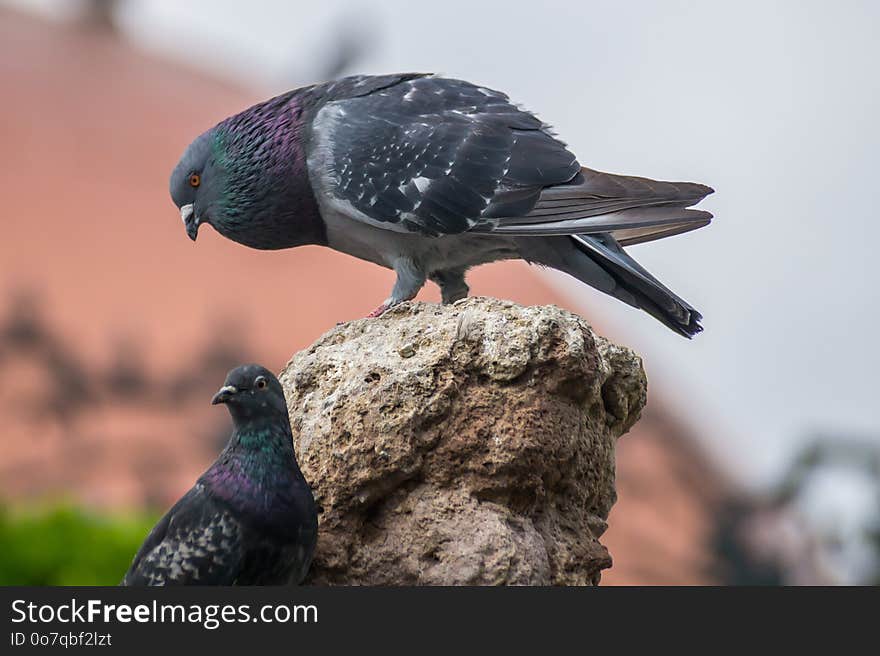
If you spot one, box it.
[0,8,731,584]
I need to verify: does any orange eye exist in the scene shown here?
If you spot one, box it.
[255,376,267,390]
[189,173,201,188]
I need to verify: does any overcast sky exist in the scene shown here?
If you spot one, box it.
[9,0,880,485]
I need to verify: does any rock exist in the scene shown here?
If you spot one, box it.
[280,297,647,585]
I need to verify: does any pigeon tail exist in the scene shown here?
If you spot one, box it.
[488,167,713,244]
[570,233,703,338]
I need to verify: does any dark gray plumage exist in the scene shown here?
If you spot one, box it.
[121,365,317,586]
[170,74,713,336]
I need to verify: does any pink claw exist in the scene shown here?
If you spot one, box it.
[366,302,391,318]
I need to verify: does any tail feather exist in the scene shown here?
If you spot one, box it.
[482,166,714,243]
[612,218,712,246]
[536,166,714,206]
[571,234,703,338]
[491,206,712,238]
[497,165,712,336]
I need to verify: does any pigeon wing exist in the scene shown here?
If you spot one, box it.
[308,75,711,243]
[121,484,244,586]
[308,75,580,236]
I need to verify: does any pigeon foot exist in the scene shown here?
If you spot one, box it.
[367,300,393,318]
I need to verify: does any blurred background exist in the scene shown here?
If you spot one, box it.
[1,0,878,585]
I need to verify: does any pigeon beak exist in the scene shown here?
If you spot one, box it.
[181,204,199,241]
[211,385,238,405]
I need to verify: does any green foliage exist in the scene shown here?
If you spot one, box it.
[0,504,158,586]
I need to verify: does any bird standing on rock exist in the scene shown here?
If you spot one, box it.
[122,365,317,585]
[171,74,713,336]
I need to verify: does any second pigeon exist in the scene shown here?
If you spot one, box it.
[122,365,317,586]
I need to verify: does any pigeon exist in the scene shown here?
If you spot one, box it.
[170,74,713,336]
[122,365,317,585]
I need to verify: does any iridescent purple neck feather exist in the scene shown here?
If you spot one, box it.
[202,419,309,525]
[208,90,326,249]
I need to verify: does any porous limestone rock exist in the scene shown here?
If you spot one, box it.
[280,297,646,585]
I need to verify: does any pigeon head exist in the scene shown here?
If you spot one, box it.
[169,92,326,249]
[169,129,225,242]
[211,364,288,423]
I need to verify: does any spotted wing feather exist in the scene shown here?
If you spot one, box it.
[309,76,580,236]
[309,75,713,242]
[121,484,244,586]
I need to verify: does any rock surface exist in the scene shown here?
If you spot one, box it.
[280,297,647,585]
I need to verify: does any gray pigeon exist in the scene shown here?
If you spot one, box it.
[122,365,317,585]
[170,74,713,336]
